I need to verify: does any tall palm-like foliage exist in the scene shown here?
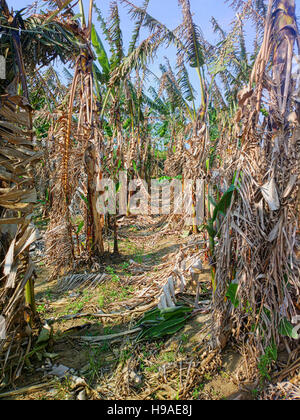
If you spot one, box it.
[1,0,298,387]
[211,0,300,370]
[0,0,88,383]
[0,0,38,383]
[46,0,167,264]
[45,0,108,269]
[93,0,167,172]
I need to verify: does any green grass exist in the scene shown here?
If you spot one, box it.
[97,282,133,309]
[161,351,176,363]
[119,347,132,364]
[258,344,278,381]
[37,303,47,314]
[192,383,205,399]
[121,239,145,264]
[120,262,130,270]
[86,347,103,383]
[64,290,92,315]
[145,364,160,373]
[105,266,121,283]
[98,295,105,308]
[180,334,189,344]
[103,325,117,335]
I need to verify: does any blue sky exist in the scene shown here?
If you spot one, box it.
[94,0,240,97]
[10,0,237,40]
[8,0,300,103]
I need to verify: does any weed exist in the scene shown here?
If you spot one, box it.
[86,347,103,384]
[106,266,120,283]
[119,348,132,364]
[178,345,188,354]
[145,364,160,373]
[98,295,105,308]
[120,262,130,270]
[161,351,176,363]
[192,383,205,399]
[134,254,144,264]
[155,341,164,351]
[181,334,189,344]
[37,304,47,314]
[52,378,73,400]
[258,344,278,381]
[65,291,92,314]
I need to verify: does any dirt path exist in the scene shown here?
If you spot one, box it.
[5,218,253,400]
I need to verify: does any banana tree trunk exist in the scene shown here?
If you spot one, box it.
[272,0,298,116]
[85,143,105,256]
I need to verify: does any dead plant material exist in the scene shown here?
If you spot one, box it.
[0,95,40,385]
[0,381,57,400]
[260,381,300,400]
[211,0,300,368]
[96,342,222,400]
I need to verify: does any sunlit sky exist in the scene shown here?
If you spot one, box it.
[7,0,300,103]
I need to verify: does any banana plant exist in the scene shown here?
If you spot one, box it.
[205,184,236,292]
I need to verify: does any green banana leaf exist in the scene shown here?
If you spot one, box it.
[136,306,193,342]
[212,185,236,222]
[91,25,110,76]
